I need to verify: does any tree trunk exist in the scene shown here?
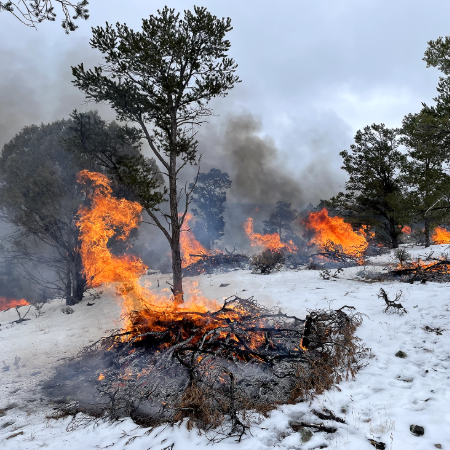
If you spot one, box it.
[65,263,75,306]
[169,113,184,303]
[171,237,184,304]
[389,218,399,249]
[424,216,431,248]
[73,251,86,302]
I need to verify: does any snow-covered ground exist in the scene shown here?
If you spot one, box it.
[1,244,450,449]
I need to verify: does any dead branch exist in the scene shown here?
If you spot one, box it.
[378,288,407,315]
[290,420,338,433]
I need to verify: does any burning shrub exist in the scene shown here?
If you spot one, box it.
[250,249,284,274]
[44,298,367,439]
[387,252,450,283]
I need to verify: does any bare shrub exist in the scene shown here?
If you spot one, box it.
[393,248,411,266]
[319,268,343,280]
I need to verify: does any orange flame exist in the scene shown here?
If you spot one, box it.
[244,218,297,252]
[432,226,450,244]
[75,171,223,326]
[0,297,29,312]
[180,213,211,267]
[358,225,375,240]
[76,170,147,287]
[76,170,150,314]
[402,226,411,235]
[305,208,368,258]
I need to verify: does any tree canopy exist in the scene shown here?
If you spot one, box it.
[0,119,88,303]
[0,0,89,32]
[401,109,450,246]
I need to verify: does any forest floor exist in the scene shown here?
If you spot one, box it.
[0,244,449,450]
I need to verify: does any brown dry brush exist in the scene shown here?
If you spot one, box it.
[250,250,285,274]
[67,297,367,440]
[183,252,249,276]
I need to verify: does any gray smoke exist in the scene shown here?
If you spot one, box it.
[184,112,349,250]
[198,113,347,212]
[222,115,306,206]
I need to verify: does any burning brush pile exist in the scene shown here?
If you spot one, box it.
[303,209,372,267]
[42,172,367,438]
[46,298,366,438]
[180,213,249,276]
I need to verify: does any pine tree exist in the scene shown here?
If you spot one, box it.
[330,124,407,248]
[401,109,450,246]
[189,169,232,249]
[263,200,298,242]
[71,7,240,302]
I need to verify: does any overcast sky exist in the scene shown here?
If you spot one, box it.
[1,0,450,206]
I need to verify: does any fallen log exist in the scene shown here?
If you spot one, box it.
[290,420,338,433]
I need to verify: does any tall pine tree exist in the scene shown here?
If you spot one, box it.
[330,124,407,248]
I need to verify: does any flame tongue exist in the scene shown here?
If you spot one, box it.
[76,170,147,287]
[244,218,297,252]
[402,226,411,235]
[305,208,368,258]
[432,227,450,244]
[180,213,212,267]
[76,170,150,315]
[0,297,29,311]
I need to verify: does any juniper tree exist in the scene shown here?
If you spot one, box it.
[71,7,240,302]
[0,119,89,304]
[329,124,407,248]
[189,169,232,249]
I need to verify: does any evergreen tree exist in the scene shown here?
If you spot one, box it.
[189,169,231,249]
[0,114,141,304]
[71,7,240,302]
[263,200,298,242]
[329,124,407,248]
[401,109,450,246]
[0,119,88,304]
